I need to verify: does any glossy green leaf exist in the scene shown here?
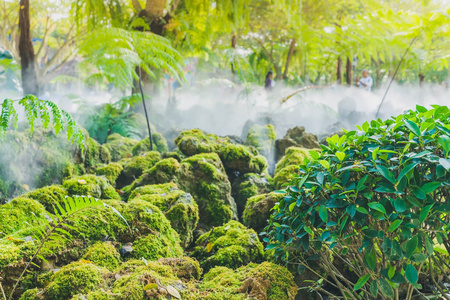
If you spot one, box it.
[364,248,376,271]
[353,274,371,291]
[405,236,418,258]
[421,182,441,194]
[376,165,397,184]
[318,205,328,223]
[336,151,345,162]
[369,280,378,297]
[420,204,433,223]
[379,278,394,298]
[388,220,402,232]
[393,198,406,213]
[439,158,450,171]
[368,202,386,214]
[405,119,421,136]
[405,264,418,284]
[437,135,450,153]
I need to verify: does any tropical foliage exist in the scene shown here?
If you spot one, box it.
[265,105,450,299]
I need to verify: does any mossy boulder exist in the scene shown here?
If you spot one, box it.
[73,136,111,173]
[192,221,264,272]
[129,183,199,248]
[186,262,297,299]
[231,173,272,217]
[21,185,68,213]
[274,147,311,174]
[104,133,138,162]
[272,147,314,189]
[243,193,284,233]
[95,162,123,187]
[0,197,48,235]
[116,151,161,188]
[175,129,268,175]
[132,133,169,156]
[245,124,276,164]
[275,126,320,161]
[45,261,108,300]
[125,153,237,227]
[112,259,183,300]
[157,257,202,281]
[119,200,184,260]
[273,165,299,190]
[63,175,120,200]
[81,242,121,271]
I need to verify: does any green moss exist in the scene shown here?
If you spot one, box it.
[192,221,264,272]
[274,146,311,174]
[243,193,283,233]
[273,165,299,189]
[81,242,121,271]
[245,124,276,159]
[175,129,221,156]
[162,151,182,161]
[104,133,138,162]
[19,288,41,300]
[124,153,237,227]
[129,183,199,248]
[45,261,108,300]
[157,257,202,281]
[112,259,180,300]
[132,133,169,156]
[117,152,162,188]
[175,129,267,175]
[195,262,297,299]
[22,185,68,213]
[0,197,48,235]
[120,200,184,260]
[231,173,272,217]
[74,137,111,172]
[95,162,123,187]
[72,291,116,300]
[63,175,120,200]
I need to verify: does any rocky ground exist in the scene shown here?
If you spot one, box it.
[0,121,321,300]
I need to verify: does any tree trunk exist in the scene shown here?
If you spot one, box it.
[231,33,237,75]
[345,57,352,86]
[19,0,39,96]
[336,56,343,84]
[283,38,296,80]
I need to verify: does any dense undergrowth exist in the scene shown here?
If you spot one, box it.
[0,105,448,300]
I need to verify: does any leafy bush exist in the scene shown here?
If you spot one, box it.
[265,105,450,299]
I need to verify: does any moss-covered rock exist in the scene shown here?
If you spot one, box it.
[242,193,284,233]
[95,162,123,187]
[129,183,199,248]
[0,197,48,235]
[19,288,41,300]
[175,129,268,175]
[231,173,272,217]
[125,153,237,227]
[73,136,111,173]
[185,262,297,299]
[81,242,121,271]
[245,124,276,164]
[45,261,108,300]
[274,147,310,174]
[104,133,138,162]
[116,151,161,188]
[132,133,169,156]
[273,165,299,190]
[112,259,182,300]
[275,126,320,161]
[157,257,202,281]
[192,221,264,272]
[21,185,68,213]
[63,175,120,200]
[162,151,183,162]
[119,200,184,260]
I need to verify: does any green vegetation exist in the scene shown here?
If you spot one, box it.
[265,105,450,299]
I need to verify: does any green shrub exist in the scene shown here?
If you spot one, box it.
[265,105,450,299]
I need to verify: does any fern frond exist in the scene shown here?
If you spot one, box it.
[1,96,85,151]
[8,195,129,300]
[80,27,185,90]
